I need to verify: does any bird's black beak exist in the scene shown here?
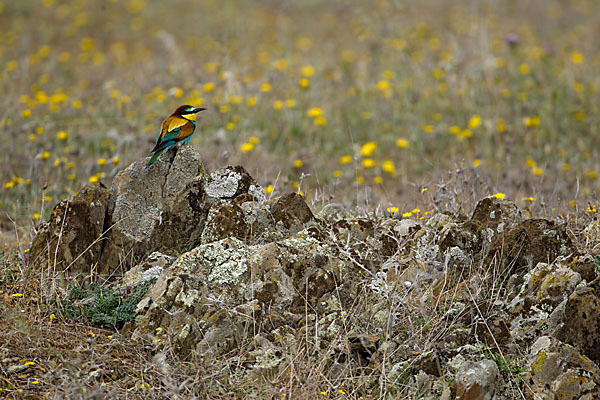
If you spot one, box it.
[192,107,207,113]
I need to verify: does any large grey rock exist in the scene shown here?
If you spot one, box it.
[98,146,207,275]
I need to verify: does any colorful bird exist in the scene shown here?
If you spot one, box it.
[146,105,206,167]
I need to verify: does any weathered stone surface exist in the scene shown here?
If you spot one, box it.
[271,193,314,230]
[98,146,207,275]
[30,182,109,281]
[508,262,581,315]
[317,203,351,225]
[554,286,600,364]
[204,165,265,201]
[525,336,600,400]
[489,219,577,274]
[565,254,598,282]
[469,196,523,232]
[134,233,337,356]
[438,196,523,254]
[455,360,499,400]
[200,191,316,245]
[118,251,174,292]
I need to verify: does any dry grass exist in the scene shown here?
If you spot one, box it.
[2,0,600,397]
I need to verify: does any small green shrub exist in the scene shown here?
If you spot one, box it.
[55,279,156,328]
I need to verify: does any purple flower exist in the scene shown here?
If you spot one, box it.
[503,33,520,46]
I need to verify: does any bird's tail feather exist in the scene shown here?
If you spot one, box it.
[145,149,164,168]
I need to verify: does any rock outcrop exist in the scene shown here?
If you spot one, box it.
[30,147,600,398]
[31,182,109,283]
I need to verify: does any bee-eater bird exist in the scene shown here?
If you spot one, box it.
[146,105,206,167]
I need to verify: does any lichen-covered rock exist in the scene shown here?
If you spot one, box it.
[98,146,207,275]
[454,359,499,400]
[565,254,598,282]
[200,191,316,245]
[508,262,582,315]
[525,336,600,400]
[204,165,265,201]
[438,196,522,254]
[30,182,109,283]
[489,219,578,274]
[554,286,600,365]
[118,251,174,292]
[469,196,522,233]
[317,203,351,224]
[507,262,584,348]
[271,192,314,230]
[134,233,338,356]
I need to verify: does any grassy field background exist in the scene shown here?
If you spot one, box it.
[0,0,600,397]
[1,0,599,230]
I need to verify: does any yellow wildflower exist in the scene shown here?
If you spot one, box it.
[382,160,395,174]
[307,107,323,117]
[570,52,584,65]
[377,80,389,91]
[241,143,254,153]
[396,138,409,148]
[468,114,481,129]
[300,65,315,77]
[360,142,377,157]
[339,155,352,164]
[260,82,272,92]
[299,78,310,88]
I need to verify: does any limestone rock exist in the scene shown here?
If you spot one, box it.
[565,254,598,282]
[469,195,522,233]
[455,360,499,400]
[508,262,582,315]
[30,182,109,282]
[271,192,314,230]
[118,251,174,292]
